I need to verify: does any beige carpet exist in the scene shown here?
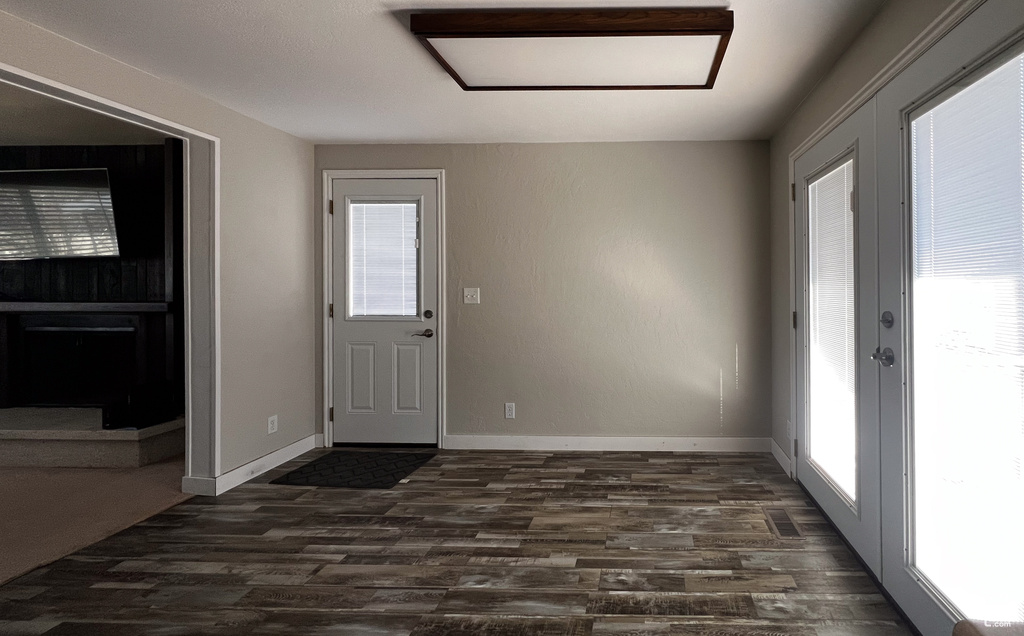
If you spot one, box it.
[0,456,190,584]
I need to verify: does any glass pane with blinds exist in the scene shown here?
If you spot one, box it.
[909,50,1024,623]
[807,159,858,501]
[0,169,119,260]
[348,202,418,317]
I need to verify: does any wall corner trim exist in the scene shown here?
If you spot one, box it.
[771,437,793,478]
[181,434,316,496]
[442,435,770,453]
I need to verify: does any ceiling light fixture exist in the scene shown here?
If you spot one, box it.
[410,8,733,91]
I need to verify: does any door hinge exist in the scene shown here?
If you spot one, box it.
[792,311,798,329]
[791,183,796,202]
[794,438,798,458]
[415,238,420,249]
[329,407,334,422]
[329,303,334,318]
[329,200,335,215]
[850,190,856,211]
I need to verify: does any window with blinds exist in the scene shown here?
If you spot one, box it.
[0,169,119,260]
[347,202,419,317]
[909,48,1024,623]
[807,157,858,502]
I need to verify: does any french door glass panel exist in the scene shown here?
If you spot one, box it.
[907,48,1024,623]
[348,202,419,317]
[808,159,858,501]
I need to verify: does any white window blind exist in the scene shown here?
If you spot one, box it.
[807,158,858,501]
[910,50,1024,622]
[0,169,119,260]
[348,202,418,317]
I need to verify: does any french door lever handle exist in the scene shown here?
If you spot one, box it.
[412,329,434,338]
[871,346,895,367]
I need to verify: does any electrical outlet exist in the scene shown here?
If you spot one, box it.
[463,287,480,304]
[268,415,278,434]
[504,403,515,419]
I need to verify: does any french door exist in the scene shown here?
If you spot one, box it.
[794,99,882,576]
[876,1,1024,632]
[795,1,1024,633]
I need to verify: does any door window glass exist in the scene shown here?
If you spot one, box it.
[348,202,418,317]
[807,158,858,501]
[909,49,1024,622]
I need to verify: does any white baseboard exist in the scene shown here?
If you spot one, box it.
[181,434,317,496]
[314,433,325,447]
[442,435,770,453]
[771,437,793,477]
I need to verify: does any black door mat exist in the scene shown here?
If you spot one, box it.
[271,450,436,489]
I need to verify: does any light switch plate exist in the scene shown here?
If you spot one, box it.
[463,288,480,304]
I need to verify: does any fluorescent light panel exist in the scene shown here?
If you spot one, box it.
[410,9,733,91]
[428,35,722,88]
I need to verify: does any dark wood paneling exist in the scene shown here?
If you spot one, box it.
[0,142,185,416]
[0,145,167,303]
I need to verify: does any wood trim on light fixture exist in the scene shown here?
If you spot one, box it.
[410,9,734,91]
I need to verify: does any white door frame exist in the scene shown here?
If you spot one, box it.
[0,63,222,494]
[321,169,446,448]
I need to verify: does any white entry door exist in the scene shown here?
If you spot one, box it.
[794,99,882,576]
[330,178,439,445]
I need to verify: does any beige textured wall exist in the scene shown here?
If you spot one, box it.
[769,0,958,456]
[0,10,316,473]
[316,142,771,439]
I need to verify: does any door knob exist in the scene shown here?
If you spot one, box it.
[412,329,434,338]
[871,346,895,367]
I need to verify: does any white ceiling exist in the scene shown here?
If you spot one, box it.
[0,81,168,146]
[0,0,886,143]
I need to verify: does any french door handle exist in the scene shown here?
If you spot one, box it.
[412,329,434,338]
[871,346,895,367]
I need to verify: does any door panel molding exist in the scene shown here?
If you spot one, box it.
[322,170,446,447]
[346,342,376,414]
[392,343,423,414]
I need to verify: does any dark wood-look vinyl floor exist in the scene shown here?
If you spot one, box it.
[0,450,913,635]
